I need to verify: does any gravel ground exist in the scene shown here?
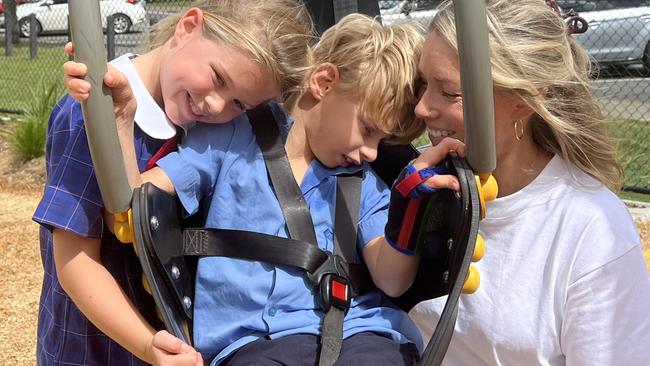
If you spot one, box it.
[0,188,41,366]
[0,143,648,365]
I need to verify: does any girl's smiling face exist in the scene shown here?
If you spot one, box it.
[159,9,279,127]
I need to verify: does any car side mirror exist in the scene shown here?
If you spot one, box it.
[43,0,53,7]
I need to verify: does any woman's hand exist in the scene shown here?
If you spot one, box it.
[62,42,137,133]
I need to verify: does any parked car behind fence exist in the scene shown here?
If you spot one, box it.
[559,0,650,71]
[1,0,146,37]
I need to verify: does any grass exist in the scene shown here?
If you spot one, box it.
[0,45,66,113]
[607,118,650,192]
[3,80,63,161]
[17,80,63,159]
[620,190,650,203]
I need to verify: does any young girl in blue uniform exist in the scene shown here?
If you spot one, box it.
[33,1,312,365]
[66,13,468,365]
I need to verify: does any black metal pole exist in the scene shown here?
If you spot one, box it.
[106,14,115,61]
[67,15,72,61]
[29,14,37,59]
[4,14,13,57]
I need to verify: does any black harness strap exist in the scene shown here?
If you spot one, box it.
[247,105,318,246]
[180,227,371,296]
[247,103,358,366]
[318,172,361,365]
[334,173,361,264]
[182,229,327,269]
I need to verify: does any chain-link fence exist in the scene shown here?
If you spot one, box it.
[1,0,648,192]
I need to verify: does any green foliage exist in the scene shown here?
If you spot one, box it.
[412,133,430,149]
[607,118,650,189]
[10,114,47,161]
[9,80,63,161]
[0,45,67,113]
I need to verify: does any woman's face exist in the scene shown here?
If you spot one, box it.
[415,31,465,146]
[415,31,524,154]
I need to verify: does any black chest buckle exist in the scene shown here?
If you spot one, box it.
[308,252,353,314]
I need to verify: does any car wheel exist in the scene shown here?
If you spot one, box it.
[111,13,132,34]
[18,17,42,38]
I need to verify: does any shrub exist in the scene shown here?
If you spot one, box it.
[9,80,63,161]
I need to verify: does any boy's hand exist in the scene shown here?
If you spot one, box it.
[62,42,137,133]
[384,137,466,255]
[145,330,203,366]
[412,137,466,191]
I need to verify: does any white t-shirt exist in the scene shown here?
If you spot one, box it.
[409,155,650,365]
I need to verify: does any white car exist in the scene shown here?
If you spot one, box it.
[379,0,440,28]
[559,0,650,71]
[16,0,146,37]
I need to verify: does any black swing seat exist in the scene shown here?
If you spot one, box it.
[130,144,480,363]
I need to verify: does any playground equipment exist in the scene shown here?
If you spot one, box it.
[68,0,498,364]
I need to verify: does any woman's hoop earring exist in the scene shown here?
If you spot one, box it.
[514,119,524,141]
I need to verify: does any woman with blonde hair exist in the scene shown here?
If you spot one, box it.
[408,0,650,364]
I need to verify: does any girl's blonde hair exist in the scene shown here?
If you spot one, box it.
[431,0,622,187]
[308,13,424,144]
[147,0,314,105]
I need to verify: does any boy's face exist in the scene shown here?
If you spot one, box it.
[306,87,388,169]
[159,12,280,127]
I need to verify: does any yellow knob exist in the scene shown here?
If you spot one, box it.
[475,174,498,220]
[142,274,152,295]
[113,209,134,244]
[462,266,480,294]
[472,234,485,262]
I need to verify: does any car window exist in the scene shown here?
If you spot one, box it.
[53,0,68,4]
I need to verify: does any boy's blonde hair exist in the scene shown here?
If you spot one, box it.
[431,0,622,188]
[308,13,424,144]
[147,0,314,105]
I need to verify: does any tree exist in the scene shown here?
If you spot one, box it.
[3,0,20,44]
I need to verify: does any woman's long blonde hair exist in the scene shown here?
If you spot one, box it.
[431,0,622,187]
[147,0,314,105]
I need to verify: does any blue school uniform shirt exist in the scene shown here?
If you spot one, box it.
[32,53,175,365]
[157,103,424,365]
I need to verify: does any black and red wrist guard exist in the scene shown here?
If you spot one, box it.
[385,163,450,255]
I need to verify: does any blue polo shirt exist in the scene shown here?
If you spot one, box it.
[157,103,423,365]
[32,53,174,365]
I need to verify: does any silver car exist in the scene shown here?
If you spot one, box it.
[13,0,146,37]
[559,0,650,71]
